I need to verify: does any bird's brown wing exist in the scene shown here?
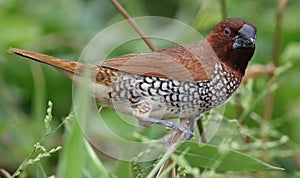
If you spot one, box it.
[99,52,197,81]
[100,40,218,82]
[9,40,219,82]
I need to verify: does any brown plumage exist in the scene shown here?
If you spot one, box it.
[9,17,256,140]
[99,18,256,81]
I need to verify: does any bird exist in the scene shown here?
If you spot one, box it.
[9,17,256,142]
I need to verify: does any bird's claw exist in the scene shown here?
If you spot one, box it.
[135,116,195,146]
[177,124,194,140]
[163,124,194,147]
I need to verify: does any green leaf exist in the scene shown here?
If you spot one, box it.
[84,141,109,178]
[176,141,284,172]
[57,121,85,178]
[111,161,134,178]
[36,163,47,178]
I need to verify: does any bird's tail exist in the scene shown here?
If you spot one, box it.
[8,48,85,79]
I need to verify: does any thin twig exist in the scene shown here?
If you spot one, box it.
[220,0,227,19]
[242,63,275,83]
[156,158,174,178]
[197,119,207,143]
[172,166,176,178]
[261,0,288,162]
[0,169,12,178]
[109,0,157,51]
[273,0,288,66]
[262,0,288,123]
[156,118,190,177]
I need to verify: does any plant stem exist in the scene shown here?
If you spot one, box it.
[220,0,227,19]
[262,0,288,123]
[197,118,207,143]
[109,0,157,51]
[261,0,288,162]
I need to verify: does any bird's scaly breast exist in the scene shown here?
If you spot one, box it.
[106,63,240,119]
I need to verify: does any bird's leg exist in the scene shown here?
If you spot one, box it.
[136,117,193,140]
[186,116,196,133]
[178,117,196,140]
[132,101,193,141]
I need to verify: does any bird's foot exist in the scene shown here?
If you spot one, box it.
[162,129,191,147]
[137,117,194,140]
[132,102,195,145]
[163,117,196,146]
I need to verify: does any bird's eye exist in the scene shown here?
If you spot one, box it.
[223,27,231,37]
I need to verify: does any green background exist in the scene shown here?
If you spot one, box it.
[0,0,300,177]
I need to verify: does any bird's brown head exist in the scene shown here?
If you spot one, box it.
[206,18,256,75]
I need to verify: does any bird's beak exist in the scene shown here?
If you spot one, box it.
[233,24,256,49]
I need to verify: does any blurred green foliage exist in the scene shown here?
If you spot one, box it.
[1,0,300,177]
